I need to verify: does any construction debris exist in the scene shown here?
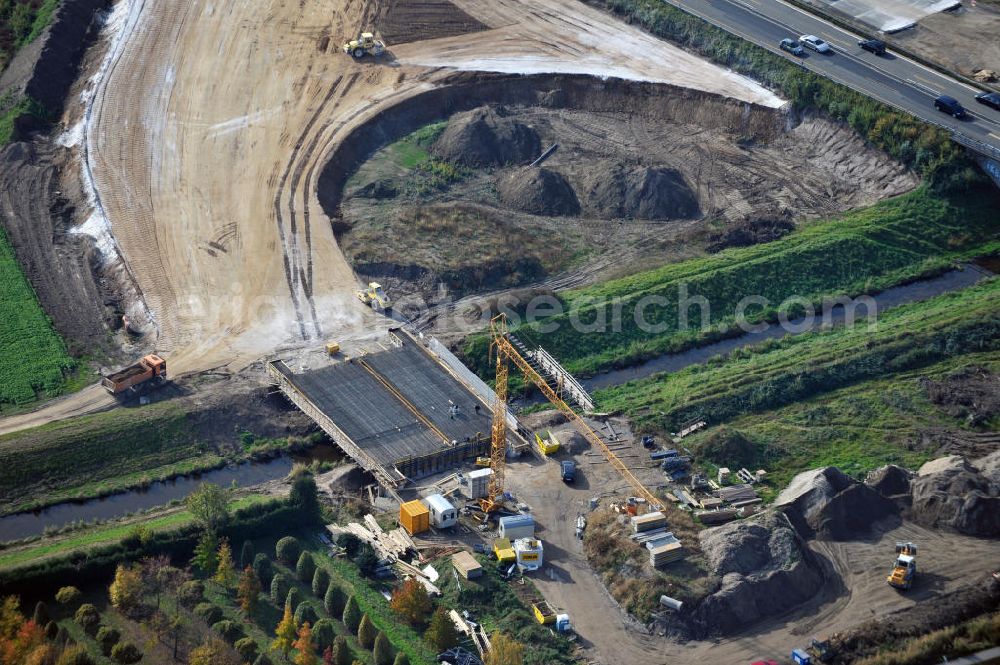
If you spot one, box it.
[716,484,758,503]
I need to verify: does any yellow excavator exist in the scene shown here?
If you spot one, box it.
[342,32,385,59]
[356,282,391,311]
[887,542,917,590]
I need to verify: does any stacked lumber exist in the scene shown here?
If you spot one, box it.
[331,516,416,563]
[696,509,739,525]
[631,511,668,533]
[699,497,724,510]
[716,484,757,503]
[631,528,672,544]
[648,534,685,567]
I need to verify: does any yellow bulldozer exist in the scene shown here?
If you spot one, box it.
[342,32,385,59]
[887,542,917,590]
[356,282,391,311]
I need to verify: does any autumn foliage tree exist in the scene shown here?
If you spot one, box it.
[292,622,317,665]
[271,602,297,657]
[485,632,524,665]
[424,606,458,650]
[109,564,143,614]
[237,566,262,616]
[389,579,430,626]
[215,539,237,588]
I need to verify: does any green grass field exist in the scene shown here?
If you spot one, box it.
[595,278,1000,430]
[466,187,1000,377]
[0,225,74,405]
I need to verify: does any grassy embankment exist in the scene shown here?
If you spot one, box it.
[465,187,1000,377]
[0,401,323,516]
[0,0,60,143]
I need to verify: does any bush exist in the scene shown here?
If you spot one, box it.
[328,636,351,665]
[73,603,100,633]
[235,636,258,662]
[392,654,409,665]
[355,543,379,577]
[239,540,255,570]
[45,620,58,639]
[324,583,346,616]
[373,631,393,665]
[32,600,49,626]
[213,619,245,645]
[343,596,362,633]
[312,618,336,651]
[425,606,459,650]
[96,625,122,656]
[252,553,274,587]
[358,613,377,649]
[110,642,142,664]
[194,602,223,625]
[312,567,330,598]
[56,646,96,665]
[275,536,301,564]
[55,586,81,605]
[296,551,316,583]
[286,587,303,613]
[294,602,318,627]
[178,580,204,608]
[252,655,272,665]
[270,573,291,607]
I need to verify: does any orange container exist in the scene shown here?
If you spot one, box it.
[399,500,430,535]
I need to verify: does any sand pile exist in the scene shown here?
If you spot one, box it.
[582,162,699,219]
[432,106,541,167]
[775,467,896,540]
[692,512,823,636]
[866,464,914,499]
[909,454,1000,537]
[497,167,580,216]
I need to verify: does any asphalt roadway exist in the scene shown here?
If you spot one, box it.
[662,0,1000,159]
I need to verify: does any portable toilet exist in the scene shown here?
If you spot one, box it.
[422,493,457,529]
[555,614,572,633]
[792,649,812,665]
[513,537,544,571]
[498,514,535,540]
[399,500,430,535]
[468,468,492,499]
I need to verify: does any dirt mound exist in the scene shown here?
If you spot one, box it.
[432,106,541,167]
[378,0,487,46]
[551,428,587,453]
[910,455,1000,536]
[691,512,824,636]
[866,464,914,499]
[519,410,568,430]
[776,467,897,540]
[706,216,795,252]
[695,426,776,470]
[354,179,398,199]
[922,365,1000,427]
[581,162,699,220]
[496,167,580,217]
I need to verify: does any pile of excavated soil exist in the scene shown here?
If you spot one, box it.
[866,464,914,499]
[580,162,699,220]
[909,455,1000,537]
[496,167,580,216]
[432,106,541,167]
[706,216,795,252]
[378,0,488,46]
[922,365,1000,427]
[694,426,778,470]
[776,467,897,540]
[691,512,824,637]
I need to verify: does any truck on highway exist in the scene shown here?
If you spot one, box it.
[101,354,167,396]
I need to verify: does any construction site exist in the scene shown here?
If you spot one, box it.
[0,0,998,663]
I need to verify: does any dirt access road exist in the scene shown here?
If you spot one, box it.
[505,444,1000,664]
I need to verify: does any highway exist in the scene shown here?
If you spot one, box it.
[663,0,1000,160]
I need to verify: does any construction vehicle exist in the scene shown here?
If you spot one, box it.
[342,32,385,58]
[101,354,167,396]
[887,542,918,590]
[474,457,491,467]
[325,341,341,355]
[479,314,662,514]
[356,282,391,311]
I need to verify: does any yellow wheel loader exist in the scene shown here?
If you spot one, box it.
[343,32,385,59]
[356,282,392,311]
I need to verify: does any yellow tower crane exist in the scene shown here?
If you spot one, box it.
[480,314,661,513]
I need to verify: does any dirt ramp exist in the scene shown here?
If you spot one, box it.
[581,162,699,220]
[497,167,580,216]
[775,467,897,540]
[691,512,824,637]
[432,106,541,167]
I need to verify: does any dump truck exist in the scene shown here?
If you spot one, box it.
[342,32,385,58]
[356,282,391,311]
[101,354,167,396]
[887,542,917,590]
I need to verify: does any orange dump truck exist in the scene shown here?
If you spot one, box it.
[101,354,167,395]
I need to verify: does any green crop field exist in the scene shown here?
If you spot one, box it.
[465,187,1000,377]
[595,278,1000,430]
[0,226,74,405]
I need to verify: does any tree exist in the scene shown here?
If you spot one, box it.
[270,573,291,607]
[74,604,100,634]
[189,637,240,665]
[312,619,336,653]
[178,580,204,609]
[286,587,303,614]
[0,595,22,639]
[292,622,317,665]
[31,601,48,627]
[354,544,379,578]
[192,530,220,574]
[215,539,237,588]
[327,637,351,665]
[96,626,121,656]
[296,551,316,583]
[54,587,81,607]
[253,553,274,587]
[109,564,143,613]
[237,566,262,615]
[373,632,393,665]
[342,596,362,633]
[484,632,523,665]
[56,645,96,665]
[392,654,409,665]
[275,537,301,564]
[357,614,376,650]
[235,637,258,662]
[271,602,297,657]
[252,654,273,665]
[424,606,458,650]
[389,579,430,626]
[290,469,320,520]
[140,555,174,610]
[240,540,255,570]
[323,583,345,616]
[186,483,230,531]
[312,568,330,598]
[110,642,143,664]
[294,603,318,628]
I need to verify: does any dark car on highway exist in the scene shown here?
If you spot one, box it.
[976,91,1000,111]
[780,38,805,56]
[858,38,886,55]
[934,95,968,118]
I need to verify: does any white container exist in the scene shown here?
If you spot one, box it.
[498,514,535,540]
[513,537,543,571]
[422,493,458,528]
[468,468,492,499]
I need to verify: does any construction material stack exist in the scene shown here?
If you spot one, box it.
[631,510,668,534]
[647,533,685,567]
